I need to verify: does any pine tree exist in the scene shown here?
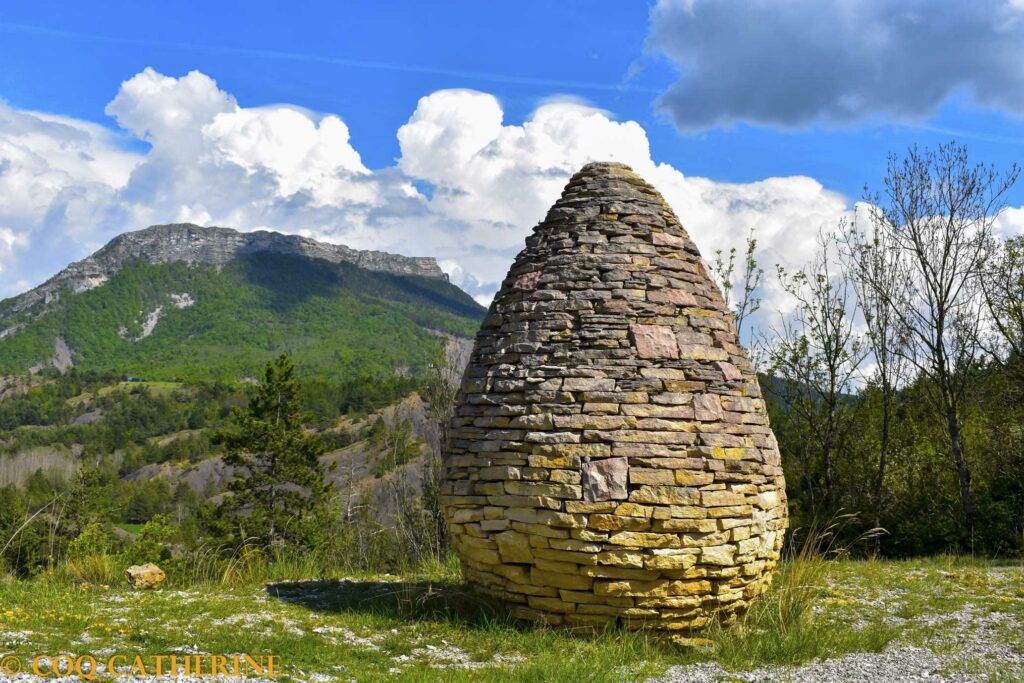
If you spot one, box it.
[221,354,329,549]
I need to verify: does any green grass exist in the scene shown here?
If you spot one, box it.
[0,557,1020,682]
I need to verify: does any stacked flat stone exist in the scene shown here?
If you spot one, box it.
[441,162,788,632]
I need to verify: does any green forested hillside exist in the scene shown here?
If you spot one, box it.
[0,253,485,381]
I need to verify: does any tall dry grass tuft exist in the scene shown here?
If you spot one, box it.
[57,552,124,586]
[771,513,881,633]
[183,542,267,587]
[706,513,891,667]
[183,543,229,586]
[220,544,267,587]
[182,542,338,588]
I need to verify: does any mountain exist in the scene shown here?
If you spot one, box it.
[1,224,448,317]
[0,224,486,381]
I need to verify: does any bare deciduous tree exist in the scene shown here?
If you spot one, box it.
[763,233,865,512]
[418,339,469,560]
[841,215,910,534]
[422,340,469,454]
[860,142,1019,531]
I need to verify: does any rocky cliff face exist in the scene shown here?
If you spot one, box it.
[3,224,447,316]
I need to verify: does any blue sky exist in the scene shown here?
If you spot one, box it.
[1,0,1024,308]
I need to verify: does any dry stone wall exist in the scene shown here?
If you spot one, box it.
[441,162,788,632]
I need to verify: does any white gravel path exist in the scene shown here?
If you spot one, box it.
[649,602,1024,683]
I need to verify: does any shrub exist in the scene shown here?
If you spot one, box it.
[60,523,125,585]
[125,513,176,565]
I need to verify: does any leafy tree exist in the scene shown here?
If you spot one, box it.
[125,479,173,523]
[220,354,330,550]
[64,468,119,537]
[125,513,176,564]
[368,415,420,477]
[984,235,1024,373]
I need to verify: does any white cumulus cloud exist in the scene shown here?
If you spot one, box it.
[395,88,848,310]
[994,205,1024,240]
[106,68,236,145]
[1,67,858,324]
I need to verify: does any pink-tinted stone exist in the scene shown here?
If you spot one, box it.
[631,324,680,359]
[715,361,744,381]
[582,457,629,501]
[693,394,723,421]
[652,231,687,248]
[514,270,542,290]
[648,289,698,307]
[677,330,714,346]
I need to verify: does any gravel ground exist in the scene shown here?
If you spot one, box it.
[649,600,1024,683]
[648,645,971,683]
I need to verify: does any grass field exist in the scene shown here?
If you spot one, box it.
[0,556,1021,682]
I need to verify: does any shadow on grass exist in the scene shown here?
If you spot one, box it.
[264,578,680,682]
[265,579,508,629]
[265,579,683,683]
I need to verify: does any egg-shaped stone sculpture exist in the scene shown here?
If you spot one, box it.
[441,162,788,632]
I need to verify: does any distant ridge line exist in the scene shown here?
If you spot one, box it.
[2,223,448,316]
